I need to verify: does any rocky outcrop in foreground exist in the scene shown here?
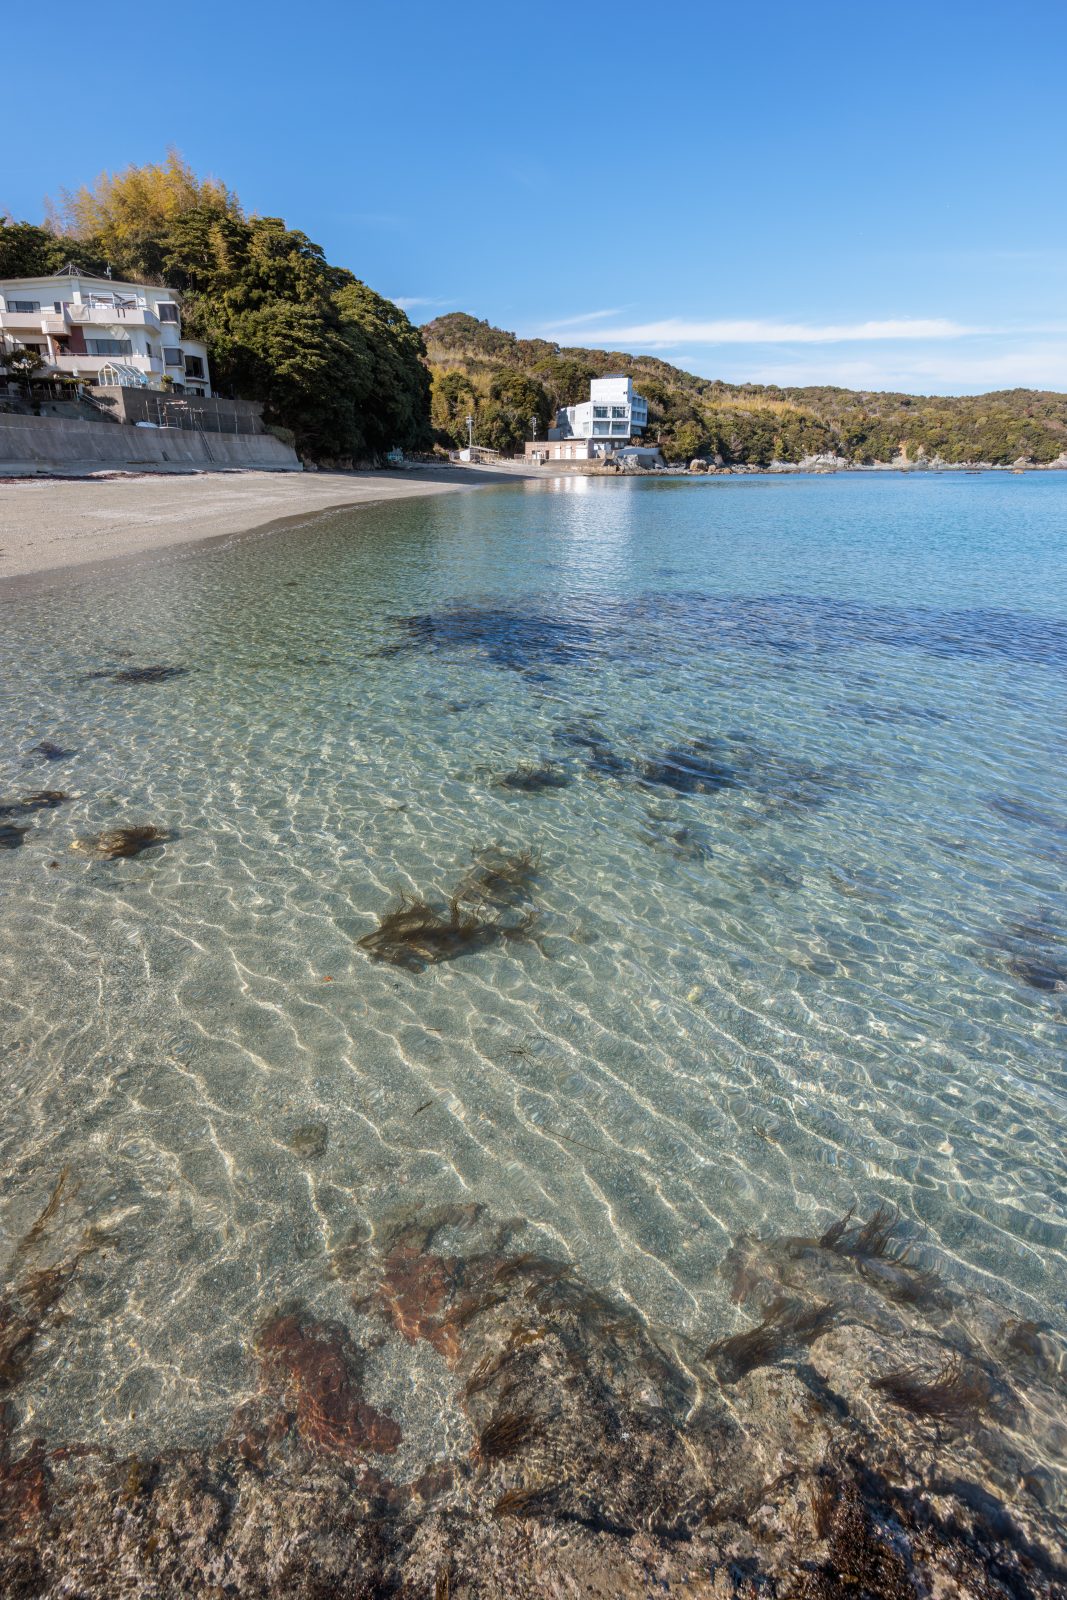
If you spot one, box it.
[2,1190,1065,1598]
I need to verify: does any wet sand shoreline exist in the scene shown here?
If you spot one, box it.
[0,463,536,587]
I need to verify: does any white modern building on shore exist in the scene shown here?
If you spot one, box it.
[0,267,211,395]
[526,374,650,462]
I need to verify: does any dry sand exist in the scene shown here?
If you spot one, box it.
[0,464,534,584]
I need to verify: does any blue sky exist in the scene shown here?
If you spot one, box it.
[4,0,1065,394]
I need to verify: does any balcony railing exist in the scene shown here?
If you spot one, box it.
[66,303,162,331]
[0,308,45,327]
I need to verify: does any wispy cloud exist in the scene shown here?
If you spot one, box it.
[541,316,984,347]
[540,307,626,330]
[739,343,1067,394]
[389,295,450,311]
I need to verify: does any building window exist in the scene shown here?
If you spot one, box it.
[592,421,610,435]
[8,300,41,313]
[611,422,628,434]
[610,406,627,418]
[592,406,609,418]
[163,347,184,367]
[86,338,133,357]
[157,303,179,323]
[184,354,205,378]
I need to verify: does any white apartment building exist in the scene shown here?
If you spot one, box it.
[550,375,649,456]
[0,267,211,395]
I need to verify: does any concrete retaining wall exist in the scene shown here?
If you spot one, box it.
[89,388,268,433]
[0,413,301,474]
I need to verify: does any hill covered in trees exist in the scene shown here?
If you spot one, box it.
[5,160,1066,470]
[424,312,1067,466]
[0,153,431,463]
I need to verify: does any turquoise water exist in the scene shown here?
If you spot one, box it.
[1,471,1065,1456]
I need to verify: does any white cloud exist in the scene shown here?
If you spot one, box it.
[541,316,983,347]
[389,296,450,311]
[708,342,1067,395]
[540,307,626,330]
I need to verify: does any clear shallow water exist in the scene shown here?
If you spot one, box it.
[1,471,1065,1459]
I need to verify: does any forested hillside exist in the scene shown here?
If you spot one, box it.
[425,312,1067,466]
[5,160,1066,469]
[0,154,431,463]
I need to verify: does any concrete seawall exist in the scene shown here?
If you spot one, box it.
[0,413,300,475]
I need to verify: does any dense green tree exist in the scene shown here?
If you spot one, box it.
[431,370,477,445]
[4,158,432,462]
[0,220,107,279]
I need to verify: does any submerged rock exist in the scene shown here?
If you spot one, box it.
[1,1195,1065,1598]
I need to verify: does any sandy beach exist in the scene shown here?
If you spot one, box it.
[0,463,533,584]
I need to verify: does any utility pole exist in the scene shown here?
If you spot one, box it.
[466,414,473,450]
[530,414,538,440]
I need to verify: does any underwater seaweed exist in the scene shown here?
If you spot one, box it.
[858,1256,944,1308]
[454,845,541,910]
[29,741,74,762]
[815,1204,948,1308]
[820,1203,900,1261]
[872,1352,990,1424]
[492,764,570,793]
[11,1169,72,1269]
[380,606,594,673]
[0,792,69,818]
[82,665,188,685]
[706,1297,835,1383]
[72,825,171,860]
[1,1171,106,1393]
[477,1408,538,1462]
[988,795,1067,836]
[797,1473,916,1600]
[357,895,497,971]
[493,1483,559,1518]
[1009,957,1067,993]
[0,824,28,850]
[638,740,741,796]
[360,848,541,971]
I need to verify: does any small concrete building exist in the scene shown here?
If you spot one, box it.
[550,374,649,457]
[0,267,211,395]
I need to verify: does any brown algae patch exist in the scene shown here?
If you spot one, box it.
[705,1296,836,1382]
[491,764,570,793]
[359,846,542,971]
[0,792,69,818]
[82,665,189,685]
[871,1351,993,1425]
[72,825,171,860]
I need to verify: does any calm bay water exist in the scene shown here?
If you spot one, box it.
[1,471,1065,1459]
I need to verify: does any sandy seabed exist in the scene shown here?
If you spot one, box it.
[0,464,533,584]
